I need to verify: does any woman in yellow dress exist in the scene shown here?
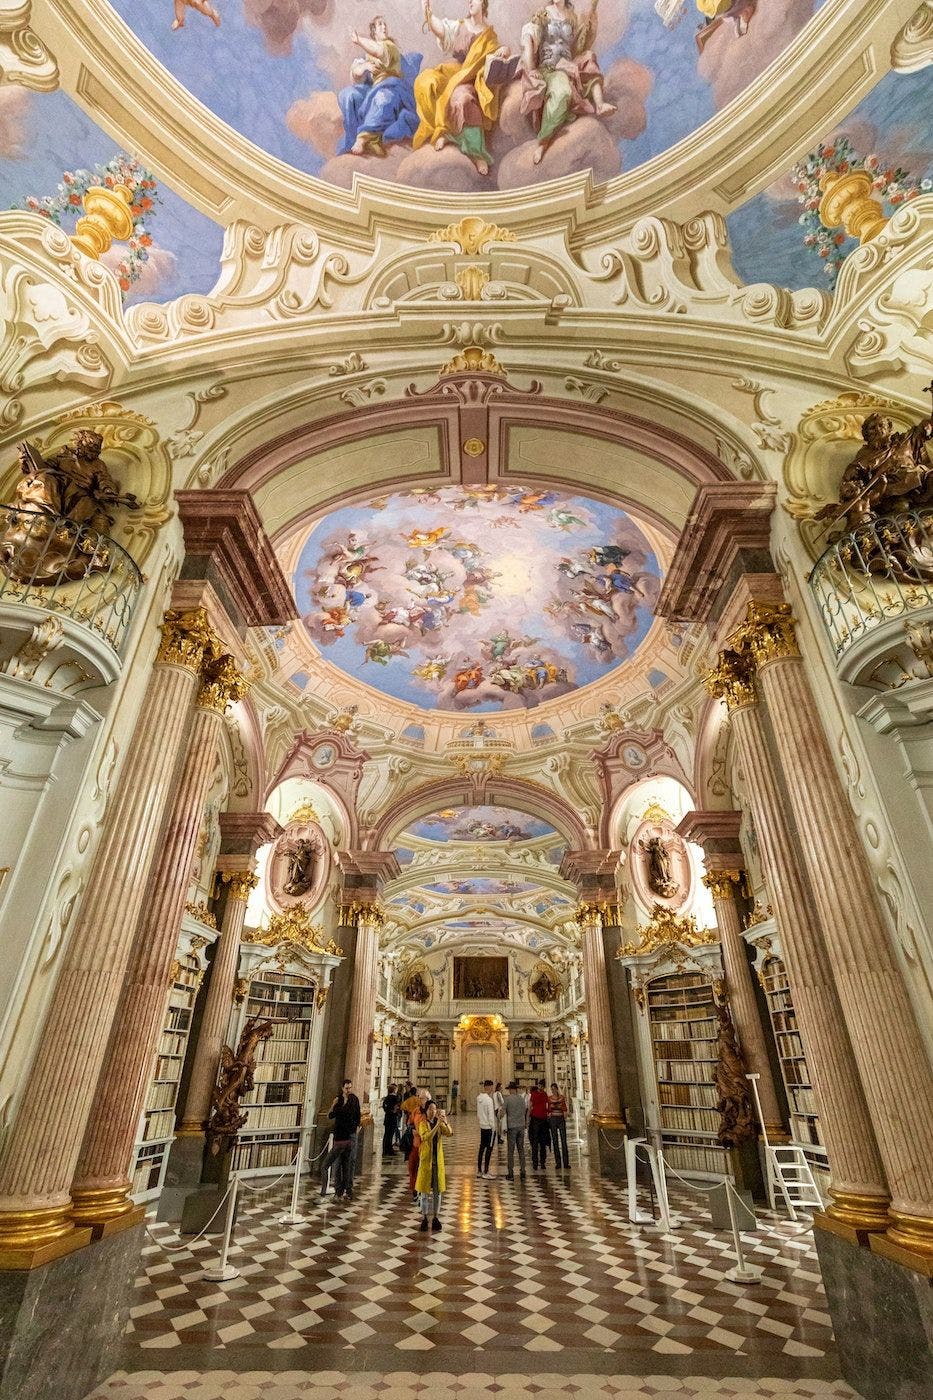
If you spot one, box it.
[414,0,510,176]
[415,1100,453,1232]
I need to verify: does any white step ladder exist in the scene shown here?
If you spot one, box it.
[747,1074,824,1220]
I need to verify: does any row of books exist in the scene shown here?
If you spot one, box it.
[240,1104,303,1129]
[247,986,314,1004]
[252,1063,306,1083]
[649,1018,716,1039]
[659,1083,718,1108]
[775,1030,805,1057]
[142,1109,176,1141]
[664,1141,727,1174]
[159,1030,188,1058]
[146,1081,179,1111]
[154,1054,182,1080]
[654,1059,718,1083]
[660,1105,720,1133]
[256,1039,309,1062]
[648,1004,717,1022]
[233,1141,299,1170]
[789,1085,818,1115]
[264,1021,314,1041]
[249,1085,304,1106]
[165,1007,192,1032]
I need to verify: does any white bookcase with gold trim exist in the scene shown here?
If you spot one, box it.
[130,917,215,1203]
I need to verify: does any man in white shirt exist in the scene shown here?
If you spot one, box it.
[476,1079,496,1178]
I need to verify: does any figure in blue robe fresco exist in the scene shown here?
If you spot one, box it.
[338,17,422,156]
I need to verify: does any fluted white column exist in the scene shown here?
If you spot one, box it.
[579,906,622,1124]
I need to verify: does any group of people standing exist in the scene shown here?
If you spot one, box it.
[477,1078,571,1180]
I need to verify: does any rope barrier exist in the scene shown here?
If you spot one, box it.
[143,1179,234,1253]
[238,1147,302,1195]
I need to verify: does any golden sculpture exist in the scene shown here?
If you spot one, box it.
[440,344,506,378]
[184,900,218,930]
[736,602,800,668]
[1,431,139,585]
[256,904,334,955]
[205,1015,274,1155]
[704,643,757,711]
[817,169,887,246]
[616,903,718,959]
[158,607,222,672]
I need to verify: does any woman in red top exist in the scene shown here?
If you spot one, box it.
[548,1082,570,1170]
[528,1082,550,1170]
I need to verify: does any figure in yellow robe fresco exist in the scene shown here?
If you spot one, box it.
[415,0,512,176]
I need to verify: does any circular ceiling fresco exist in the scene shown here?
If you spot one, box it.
[293,485,661,712]
[109,0,822,195]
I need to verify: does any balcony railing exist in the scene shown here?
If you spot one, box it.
[809,506,933,660]
[0,506,142,653]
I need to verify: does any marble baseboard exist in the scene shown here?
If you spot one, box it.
[0,1219,144,1400]
[814,1217,933,1400]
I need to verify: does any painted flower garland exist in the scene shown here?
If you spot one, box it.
[19,154,160,295]
[791,136,930,287]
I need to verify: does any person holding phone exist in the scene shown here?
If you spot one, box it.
[415,1099,453,1232]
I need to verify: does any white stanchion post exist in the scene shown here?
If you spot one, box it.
[724,1181,763,1284]
[203,1174,240,1283]
[653,1146,672,1233]
[279,1144,306,1226]
[626,1137,654,1225]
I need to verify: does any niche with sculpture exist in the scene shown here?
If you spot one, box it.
[629,804,691,913]
[266,806,331,912]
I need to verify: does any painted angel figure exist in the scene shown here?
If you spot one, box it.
[172,0,220,30]
[338,17,421,156]
[414,0,514,176]
[520,0,616,164]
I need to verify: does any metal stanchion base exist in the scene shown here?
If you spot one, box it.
[278,1212,308,1225]
[725,1263,763,1283]
[202,1263,240,1282]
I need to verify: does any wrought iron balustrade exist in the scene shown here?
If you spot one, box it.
[809,506,933,660]
[0,505,142,654]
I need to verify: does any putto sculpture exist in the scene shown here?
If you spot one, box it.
[1,430,139,584]
[818,391,933,535]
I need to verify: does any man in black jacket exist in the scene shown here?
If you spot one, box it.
[382,1083,401,1156]
[322,1078,362,1199]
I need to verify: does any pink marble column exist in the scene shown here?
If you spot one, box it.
[579,905,623,1124]
[178,867,258,1133]
[710,650,890,1235]
[344,911,381,1113]
[0,608,221,1264]
[747,604,933,1258]
[702,869,786,1138]
[70,653,246,1229]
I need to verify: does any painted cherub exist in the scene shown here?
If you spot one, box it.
[172,0,220,29]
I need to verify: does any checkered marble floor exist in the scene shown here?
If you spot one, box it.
[85,1121,858,1398]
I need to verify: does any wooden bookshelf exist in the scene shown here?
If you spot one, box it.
[416,1033,450,1106]
[392,1025,413,1085]
[512,1031,546,1090]
[551,1029,572,1095]
[648,971,730,1179]
[130,939,208,1202]
[232,971,315,1175]
[759,954,825,1151]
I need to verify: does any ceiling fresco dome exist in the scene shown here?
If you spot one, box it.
[292,483,661,712]
[107,0,825,197]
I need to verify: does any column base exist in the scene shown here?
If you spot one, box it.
[820,1187,890,1243]
[0,1204,88,1271]
[0,1217,144,1400]
[586,1118,627,1181]
[813,1213,933,1400]
[70,1184,144,1238]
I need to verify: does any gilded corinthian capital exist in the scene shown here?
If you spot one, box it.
[197,652,250,714]
[704,644,756,711]
[737,601,800,668]
[157,607,220,671]
[220,870,259,902]
[702,869,742,902]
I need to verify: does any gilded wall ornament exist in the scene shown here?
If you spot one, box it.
[736,601,800,668]
[440,344,505,378]
[255,904,338,955]
[184,899,218,929]
[616,903,718,959]
[428,217,516,256]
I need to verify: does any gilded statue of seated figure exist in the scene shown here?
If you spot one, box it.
[1,429,138,585]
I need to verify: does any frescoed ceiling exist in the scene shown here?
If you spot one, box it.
[293,485,661,713]
[399,806,557,843]
[105,0,825,195]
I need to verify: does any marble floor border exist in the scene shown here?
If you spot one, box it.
[113,1343,845,1380]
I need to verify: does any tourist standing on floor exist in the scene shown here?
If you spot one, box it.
[493,1081,505,1143]
[476,1078,496,1177]
[322,1078,361,1199]
[528,1080,551,1170]
[503,1080,528,1181]
[405,1086,429,1200]
[451,1079,459,1114]
[548,1081,570,1170]
[416,1099,452,1233]
[382,1082,401,1157]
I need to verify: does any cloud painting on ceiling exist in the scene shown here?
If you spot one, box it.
[109,0,821,194]
[727,68,933,292]
[0,87,224,306]
[421,877,541,895]
[295,485,660,712]
[402,807,556,842]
